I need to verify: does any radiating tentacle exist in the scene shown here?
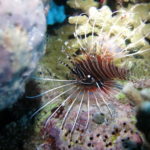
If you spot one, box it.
[107,11,133,38]
[96,82,113,118]
[30,85,76,119]
[100,80,119,95]
[84,13,92,45]
[74,13,87,50]
[101,85,119,107]
[101,94,113,118]
[119,48,150,59]
[71,90,85,135]
[95,85,114,119]
[45,87,80,127]
[99,10,124,36]
[85,90,90,129]
[114,20,146,49]
[61,89,82,129]
[93,92,102,114]
[26,82,76,99]
[121,32,150,52]
[31,76,77,82]
[103,81,121,94]
[91,16,97,50]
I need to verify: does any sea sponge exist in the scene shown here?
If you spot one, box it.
[0,0,46,110]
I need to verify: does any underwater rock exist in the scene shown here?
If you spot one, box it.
[136,101,150,149]
[0,0,46,110]
[38,100,142,150]
[141,88,150,100]
[42,0,50,14]
[123,83,143,105]
[92,112,105,124]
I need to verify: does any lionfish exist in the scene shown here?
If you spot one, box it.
[28,4,150,150]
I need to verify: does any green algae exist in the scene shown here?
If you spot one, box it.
[115,92,127,103]
[40,24,75,79]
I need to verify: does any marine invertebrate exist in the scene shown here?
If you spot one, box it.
[28,3,150,150]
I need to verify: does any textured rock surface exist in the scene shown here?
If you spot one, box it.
[141,88,150,100]
[0,0,46,110]
[42,0,50,14]
[37,100,142,150]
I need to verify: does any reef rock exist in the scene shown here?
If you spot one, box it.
[0,0,46,110]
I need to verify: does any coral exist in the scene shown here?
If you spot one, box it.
[67,0,100,13]
[141,88,150,100]
[67,4,150,79]
[47,0,66,25]
[68,4,150,51]
[0,0,46,110]
[39,100,142,150]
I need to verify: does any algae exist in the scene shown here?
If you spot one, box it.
[40,24,75,79]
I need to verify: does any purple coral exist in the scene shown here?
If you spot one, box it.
[39,100,143,150]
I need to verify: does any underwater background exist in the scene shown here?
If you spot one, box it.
[0,0,150,150]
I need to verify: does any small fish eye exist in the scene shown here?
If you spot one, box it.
[87,75,91,78]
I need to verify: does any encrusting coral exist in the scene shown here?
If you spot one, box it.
[67,4,150,79]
